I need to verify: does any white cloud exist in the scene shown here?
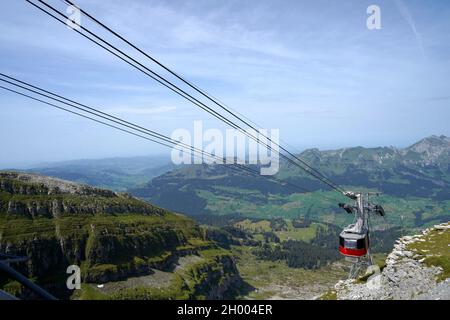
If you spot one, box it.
[394,0,425,58]
[1,0,449,162]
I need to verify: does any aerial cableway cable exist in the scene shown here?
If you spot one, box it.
[60,0,344,194]
[0,86,176,150]
[25,0,346,195]
[27,0,322,189]
[0,78,250,182]
[0,87,325,198]
[49,0,345,194]
[0,74,339,199]
[28,0,344,194]
[0,83,299,194]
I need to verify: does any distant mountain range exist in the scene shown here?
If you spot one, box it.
[12,135,449,229]
[130,135,450,229]
[282,135,450,200]
[17,155,175,192]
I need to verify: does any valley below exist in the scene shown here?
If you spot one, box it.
[1,135,449,300]
[0,172,361,300]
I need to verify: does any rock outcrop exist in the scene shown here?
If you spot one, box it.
[0,172,117,197]
[333,222,450,300]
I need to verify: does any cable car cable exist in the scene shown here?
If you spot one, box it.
[60,0,345,194]
[0,76,334,198]
[26,0,345,195]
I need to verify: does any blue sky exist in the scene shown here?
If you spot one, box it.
[0,0,449,167]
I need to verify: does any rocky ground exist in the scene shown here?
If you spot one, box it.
[333,222,450,300]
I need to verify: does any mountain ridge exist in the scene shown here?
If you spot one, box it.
[299,134,449,166]
[0,172,243,299]
[131,135,449,229]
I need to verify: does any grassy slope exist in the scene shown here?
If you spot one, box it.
[73,248,236,300]
[232,245,346,300]
[235,219,321,242]
[407,224,450,281]
[228,218,348,299]
[197,186,450,230]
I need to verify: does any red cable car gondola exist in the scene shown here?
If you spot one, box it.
[339,229,369,257]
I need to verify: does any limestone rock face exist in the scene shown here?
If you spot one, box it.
[0,172,166,218]
[333,222,450,300]
[0,172,117,197]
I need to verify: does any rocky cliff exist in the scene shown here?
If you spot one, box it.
[0,172,243,299]
[332,222,450,300]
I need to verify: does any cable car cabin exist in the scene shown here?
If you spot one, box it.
[339,230,369,257]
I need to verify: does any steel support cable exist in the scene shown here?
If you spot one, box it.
[1,71,302,189]
[0,78,327,197]
[60,0,345,194]
[0,83,244,179]
[0,85,268,190]
[0,76,305,194]
[0,77,187,154]
[33,0,340,193]
[26,0,345,194]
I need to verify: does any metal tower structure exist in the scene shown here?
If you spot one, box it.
[339,191,385,279]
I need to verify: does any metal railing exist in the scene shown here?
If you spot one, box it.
[0,253,57,300]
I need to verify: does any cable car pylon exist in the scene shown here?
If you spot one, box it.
[338,191,385,279]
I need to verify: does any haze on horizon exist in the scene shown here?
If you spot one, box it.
[1,0,449,167]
